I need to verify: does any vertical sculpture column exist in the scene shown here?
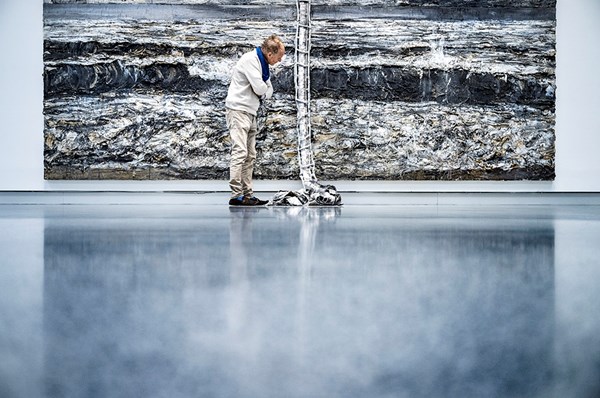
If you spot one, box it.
[294,0,342,205]
[295,0,318,191]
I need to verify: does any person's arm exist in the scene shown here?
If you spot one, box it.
[245,56,273,99]
[262,80,273,100]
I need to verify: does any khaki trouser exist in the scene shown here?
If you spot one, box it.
[226,108,257,199]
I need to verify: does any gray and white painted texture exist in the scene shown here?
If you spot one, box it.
[43,0,556,181]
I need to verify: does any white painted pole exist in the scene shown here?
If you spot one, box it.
[295,0,318,191]
[291,0,342,205]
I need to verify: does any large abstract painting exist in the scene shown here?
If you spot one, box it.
[43,0,556,180]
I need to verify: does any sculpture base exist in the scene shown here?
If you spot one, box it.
[269,184,342,206]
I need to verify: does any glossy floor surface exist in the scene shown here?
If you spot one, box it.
[1,196,600,398]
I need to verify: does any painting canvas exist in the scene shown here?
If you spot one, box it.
[43,0,556,180]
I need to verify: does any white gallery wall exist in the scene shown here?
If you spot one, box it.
[0,0,598,192]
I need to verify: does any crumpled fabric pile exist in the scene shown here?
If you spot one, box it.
[269,184,342,206]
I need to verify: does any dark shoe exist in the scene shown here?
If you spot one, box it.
[228,196,267,206]
[245,195,268,205]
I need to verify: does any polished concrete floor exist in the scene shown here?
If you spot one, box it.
[1,194,600,398]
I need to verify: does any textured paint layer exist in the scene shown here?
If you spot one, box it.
[43,1,555,180]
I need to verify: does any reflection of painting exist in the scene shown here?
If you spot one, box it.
[43,0,556,181]
[43,211,555,395]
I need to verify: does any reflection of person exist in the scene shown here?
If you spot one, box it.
[225,34,285,206]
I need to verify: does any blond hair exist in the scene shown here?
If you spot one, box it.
[261,34,283,56]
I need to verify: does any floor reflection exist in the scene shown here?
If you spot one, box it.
[42,206,555,398]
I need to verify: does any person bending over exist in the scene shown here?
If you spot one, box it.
[225,34,285,206]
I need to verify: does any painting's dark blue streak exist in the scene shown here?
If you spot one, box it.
[315,6,554,21]
[44,4,294,21]
[44,4,555,22]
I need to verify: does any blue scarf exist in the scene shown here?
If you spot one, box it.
[256,47,270,82]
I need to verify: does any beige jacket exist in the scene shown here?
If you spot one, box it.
[225,50,273,116]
